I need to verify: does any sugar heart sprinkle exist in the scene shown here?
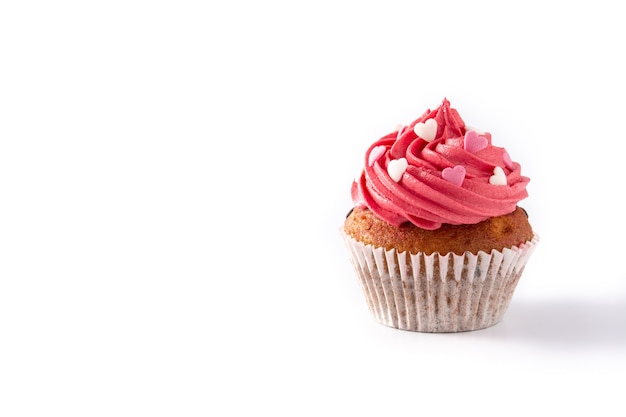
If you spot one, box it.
[463,130,488,153]
[368,145,386,166]
[489,166,507,186]
[503,150,514,170]
[442,165,466,186]
[413,118,437,142]
[387,158,408,182]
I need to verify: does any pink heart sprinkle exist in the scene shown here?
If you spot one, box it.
[442,165,466,186]
[503,150,514,170]
[368,145,386,166]
[464,130,488,153]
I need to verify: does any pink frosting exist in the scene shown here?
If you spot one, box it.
[352,99,529,230]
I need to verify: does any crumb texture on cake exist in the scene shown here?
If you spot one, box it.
[344,207,534,256]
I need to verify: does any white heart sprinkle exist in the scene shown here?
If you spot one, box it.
[413,118,437,142]
[387,158,408,182]
[489,166,507,186]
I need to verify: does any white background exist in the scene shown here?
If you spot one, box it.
[1,1,625,416]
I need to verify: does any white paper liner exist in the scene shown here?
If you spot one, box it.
[342,231,539,332]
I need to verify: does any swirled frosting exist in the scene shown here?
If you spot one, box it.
[351,99,529,230]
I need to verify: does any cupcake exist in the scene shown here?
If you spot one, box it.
[342,99,538,332]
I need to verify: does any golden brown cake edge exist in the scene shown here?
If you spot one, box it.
[344,207,534,256]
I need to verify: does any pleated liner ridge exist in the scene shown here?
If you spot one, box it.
[342,231,539,332]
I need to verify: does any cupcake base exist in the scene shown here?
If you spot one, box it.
[342,231,539,332]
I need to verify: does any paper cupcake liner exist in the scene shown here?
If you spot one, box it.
[342,231,539,332]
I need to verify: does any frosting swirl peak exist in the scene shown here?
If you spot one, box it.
[351,99,529,230]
